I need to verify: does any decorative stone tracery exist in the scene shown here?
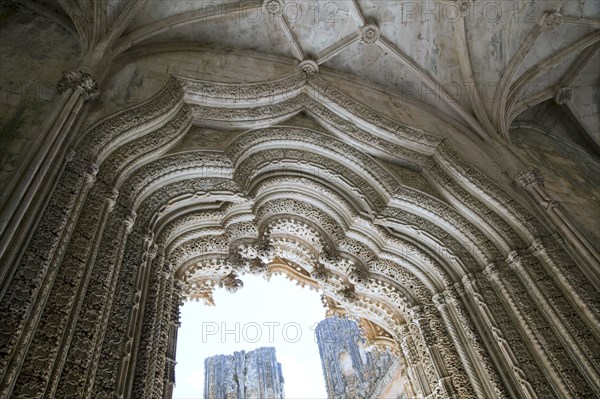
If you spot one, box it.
[1,71,599,399]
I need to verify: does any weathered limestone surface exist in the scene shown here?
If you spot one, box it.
[316,317,396,399]
[0,4,79,205]
[0,1,599,398]
[204,347,285,399]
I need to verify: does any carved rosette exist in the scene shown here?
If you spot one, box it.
[264,0,283,16]
[360,24,380,44]
[298,60,319,75]
[56,71,100,101]
[456,0,471,13]
[554,87,573,105]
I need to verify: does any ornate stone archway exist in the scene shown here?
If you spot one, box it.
[1,70,599,399]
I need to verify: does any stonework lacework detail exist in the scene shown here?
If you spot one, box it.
[3,72,599,399]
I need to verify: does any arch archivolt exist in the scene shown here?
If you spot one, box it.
[2,70,600,399]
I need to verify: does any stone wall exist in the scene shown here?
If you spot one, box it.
[204,347,285,399]
[0,5,79,204]
[316,317,396,399]
[511,110,600,249]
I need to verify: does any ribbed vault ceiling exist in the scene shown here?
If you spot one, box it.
[9,0,600,146]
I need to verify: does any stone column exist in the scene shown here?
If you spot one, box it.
[0,72,100,276]
[505,252,600,394]
[433,293,486,398]
[516,168,600,273]
[0,154,98,398]
[483,263,572,398]
[117,234,158,398]
[55,206,137,398]
[527,238,600,333]
[398,324,424,397]
[11,179,118,399]
[411,307,460,398]
[462,275,537,399]
[448,285,510,398]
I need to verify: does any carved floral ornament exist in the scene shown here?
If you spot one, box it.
[2,69,599,399]
[359,24,381,45]
[88,75,600,397]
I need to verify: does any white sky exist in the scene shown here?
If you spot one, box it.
[173,274,328,399]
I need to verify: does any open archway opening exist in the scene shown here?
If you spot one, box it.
[173,272,328,398]
[3,70,597,399]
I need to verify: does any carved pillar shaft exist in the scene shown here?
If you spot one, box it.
[156,278,183,398]
[134,254,170,398]
[433,293,486,398]
[12,180,118,399]
[410,320,441,397]
[516,169,600,274]
[91,218,150,397]
[528,238,600,335]
[118,234,158,398]
[447,286,510,399]
[483,264,573,397]
[399,324,425,397]
[0,155,97,398]
[55,205,137,398]
[0,71,99,275]
[411,307,465,399]
[505,252,600,394]
[462,275,537,399]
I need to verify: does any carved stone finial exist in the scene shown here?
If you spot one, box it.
[264,0,283,16]
[529,238,546,255]
[298,60,319,75]
[247,258,267,276]
[80,162,99,186]
[220,272,244,293]
[105,188,120,211]
[65,150,77,163]
[360,24,380,44]
[540,11,562,31]
[554,87,572,105]
[57,71,100,101]
[516,168,544,188]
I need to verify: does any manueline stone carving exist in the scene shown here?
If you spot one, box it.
[2,70,598,399]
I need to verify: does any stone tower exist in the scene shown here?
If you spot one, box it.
[204,347,285,399]
[316,317,396,399]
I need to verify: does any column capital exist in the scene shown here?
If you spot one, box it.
[516,168,544,189]
[432,293,446,308]
[483,263,501,280]
[57,71,100,101]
